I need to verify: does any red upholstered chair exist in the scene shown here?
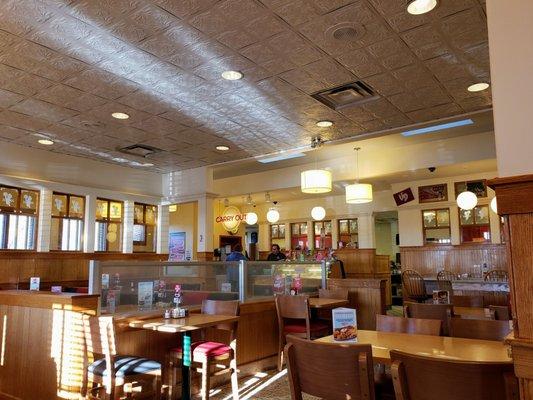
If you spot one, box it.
[274,295,329,371]
[168,300,240,400]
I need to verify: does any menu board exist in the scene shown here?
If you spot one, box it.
[332,308,357,341]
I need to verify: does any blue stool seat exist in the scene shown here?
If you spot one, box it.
[88,356,161,378]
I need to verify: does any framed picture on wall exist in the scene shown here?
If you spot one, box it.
[279,224,285,238]
[271,224,279,239]
[454,180,487,198]
[418,184,448,203]
[339,220,349,234]
[291,223,300,236]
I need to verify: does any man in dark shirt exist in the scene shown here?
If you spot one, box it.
[267,244,287,261]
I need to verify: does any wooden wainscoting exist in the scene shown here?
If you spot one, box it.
[327,278,387,330]
[400,244,507,277]
[333,249,391,306]
[0,252,168,290]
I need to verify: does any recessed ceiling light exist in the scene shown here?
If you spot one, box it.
[216,145,230,151]
[401,119,474,137]
[316,120,333,128]
[142,162,154,167]
[467,82,490,92]
[111,112,130,119]
[407,0,437,15]
[221,70,243,80]
[38,138,54,145]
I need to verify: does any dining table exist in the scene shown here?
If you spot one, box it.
[315,329,512,365]
[308,297,349,309]
[129,313,239,400]
[453,306,494,320]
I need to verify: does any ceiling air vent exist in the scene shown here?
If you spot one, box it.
[311,81,379,111]
[118,144,162,158]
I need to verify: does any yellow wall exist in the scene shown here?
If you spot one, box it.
[169,201,197,259]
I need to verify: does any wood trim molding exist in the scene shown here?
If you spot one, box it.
[400,243,505,251]
[487,174,533,215]
[0,251,168,260]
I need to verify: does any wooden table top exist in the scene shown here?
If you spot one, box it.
[309,298,349,308]
[315,330,511,364]
[128,314,239,333]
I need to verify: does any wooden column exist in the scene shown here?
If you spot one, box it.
[488,175,533,399]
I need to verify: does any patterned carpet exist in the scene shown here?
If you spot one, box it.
[201,369,320,400]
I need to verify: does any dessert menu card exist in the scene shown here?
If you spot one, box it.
[332,307,357,341]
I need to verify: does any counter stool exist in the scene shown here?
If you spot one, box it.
[82,315,162,400]
[168,300,240,400]
[275,294,329,371]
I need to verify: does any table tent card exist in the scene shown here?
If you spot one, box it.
[332,307,357,341]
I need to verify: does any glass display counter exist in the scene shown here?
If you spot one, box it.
[89,260,326,314]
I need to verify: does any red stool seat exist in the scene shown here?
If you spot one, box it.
[283,321,329,334]
[171,341,232,358]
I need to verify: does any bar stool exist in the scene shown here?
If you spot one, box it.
[275,294,329,371]
[82,315,162,400]
[402,269,430,303]
[168,300,240,400]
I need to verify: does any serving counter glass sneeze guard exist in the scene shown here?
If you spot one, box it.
[89,260,327,314]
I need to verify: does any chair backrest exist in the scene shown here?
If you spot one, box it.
[376,314,441,336]
[318,288,349,300]
[82,315,116,357]
[489,305,512,321]
[437,270,456,281]
[201,299,240,337]
[452,295,484,307]
[390,350,517,400]
[449,317,512,341]
[401,270,427,299]
[285,335,375,400]
[404,302,453,335]
[275,295,310,320]
[485,270,509,282]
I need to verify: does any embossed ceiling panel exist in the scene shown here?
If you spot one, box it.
[0,0,491,172]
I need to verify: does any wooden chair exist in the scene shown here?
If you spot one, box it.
[490,305,512,320]
[285,335,375,400]
[376,315,441,336]
[452,294,484,307]
[168,300,240,400]
[390,350,518,400]
[404,301,453,335]
[275,295,329,371]
[449,317,512,341]
[318,288,349,300]
[436,270,456,282]
[401,270,429,302]
[82,315,162,400]
[485,269,509,282]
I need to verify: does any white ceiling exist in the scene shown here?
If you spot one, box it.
[0,0,491,172]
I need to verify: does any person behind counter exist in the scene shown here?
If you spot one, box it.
[226,244,248,261]
[267,244,287,261]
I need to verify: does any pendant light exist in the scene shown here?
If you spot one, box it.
[490,197,498,214]
[457,191,478,210]
[311,206,326,221]
[243,194,258,225]
[266,201,280,223]
[301,137,332,194]
[345,147,373,204]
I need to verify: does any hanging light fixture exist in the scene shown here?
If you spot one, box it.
[301,137,332,194]
[490,197,498,214]
[457,191,478,210]
[311,206,326,221]
[246,211,258,225]
[346,147,373,204]
[266,201,280,223]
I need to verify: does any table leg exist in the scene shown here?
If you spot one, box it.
[181,332,192,400]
